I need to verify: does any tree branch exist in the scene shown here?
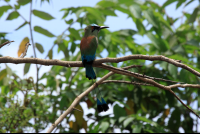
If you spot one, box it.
[0,55,199,77]
[102,80,152,86]
[98,64,200,119]
[0,41,14,49]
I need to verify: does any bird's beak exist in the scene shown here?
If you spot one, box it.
[100,26,109,29]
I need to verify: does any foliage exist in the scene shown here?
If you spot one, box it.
[0,0,200,133]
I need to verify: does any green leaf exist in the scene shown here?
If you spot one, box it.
[85,7,105,22]
[99,122,109,132]
[6,66,12,76]
[162,0,177,9]
[113,104,126,119]
[146,32,160,49]
[185,0,193,7]
[71,42,76,53]
[32,10,55,20]
[143,9,158,28]
[65,19,73,24]
[34,26,55,37]
[168,64,177,79]
[132,124,142,133]
[100,9,117,16]
[129,5,142,18]
[168,108,180,132]
[187,7,198,23]
[17,0,31,6]
[97,1,116,8]
[176,0,186,9]
[48,49,53,59]
[135,19,146,35]
[15,21,28,30]
[75,9,84,18]
[119,116,127,123]
[69,28,81,40]
[6,11,19,20]
[123,117,134,128]
[0,6,12,18]
[186,39,199,47]
[133,115,157,126]
[35,43,44,53]
[24,63,31,75]
[0,69,7,81]
[61,10,70,19]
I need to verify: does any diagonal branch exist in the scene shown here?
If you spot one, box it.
[0,41,14,49]
[98,64,200,119]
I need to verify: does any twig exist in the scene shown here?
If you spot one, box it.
[130,71,183,83]
[20,43,31,58]
[102,80,152,86]
[73,107,83,113]
[169,84,200,89]
[0,41,14,49]
[102,80,200,89]
[5,2,28,22]
[168,89,200,118]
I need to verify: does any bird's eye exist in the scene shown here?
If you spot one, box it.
[92,26,95,32]
[92,26,99,32]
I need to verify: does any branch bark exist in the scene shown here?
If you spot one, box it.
[1,55,199,77]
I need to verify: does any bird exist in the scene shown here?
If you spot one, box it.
[80,24,109,113]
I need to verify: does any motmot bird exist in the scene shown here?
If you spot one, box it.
[80,24,109,80]
[80,24,109,113]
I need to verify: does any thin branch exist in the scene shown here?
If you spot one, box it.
[102,80,152,86]
[20,43,31,58]
[73,107,83,113]
[129,71,183,83]
[168,89,200,118]
[169,84,200,89]
[0,41,14,49]
[98,64,200,118]
[99,63,171,90]
[5,2,28,22]
[102,80,200,89]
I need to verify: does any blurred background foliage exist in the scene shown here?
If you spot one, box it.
[0,0,200,133]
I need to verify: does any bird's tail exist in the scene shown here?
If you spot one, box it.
[96,97,109,113]
[85,64,96,80]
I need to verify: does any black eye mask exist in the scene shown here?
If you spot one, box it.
[92,26,100,32]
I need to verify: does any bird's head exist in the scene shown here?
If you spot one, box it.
[84,24,109,37]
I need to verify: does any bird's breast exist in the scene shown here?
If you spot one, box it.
[80,36,98,50]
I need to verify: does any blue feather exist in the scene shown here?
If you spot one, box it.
[97,98,103,113]
[81,54,96,80]
[91,23,98,26]
[81,54,95,62]
[101,97,109,112]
